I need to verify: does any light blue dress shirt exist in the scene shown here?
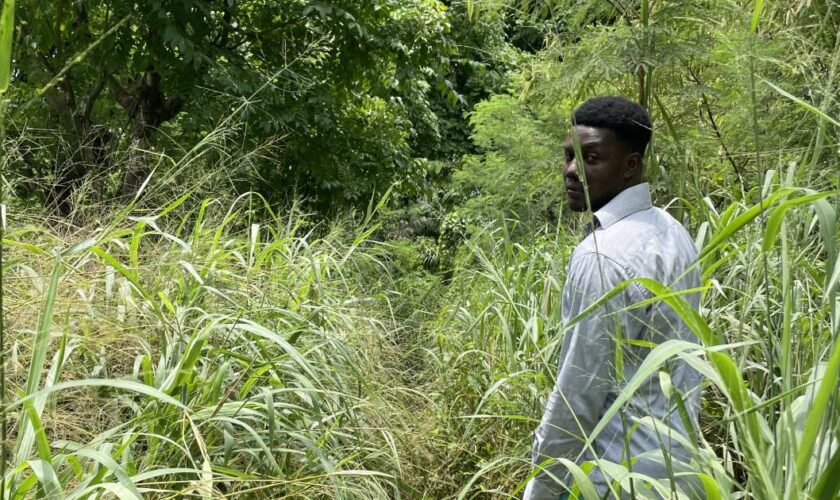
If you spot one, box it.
[524,183,702,498]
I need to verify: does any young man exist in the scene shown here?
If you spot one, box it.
[524,96,702,499]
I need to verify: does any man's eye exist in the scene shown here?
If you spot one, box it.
[584,154,597,162]
[565,152,574,161]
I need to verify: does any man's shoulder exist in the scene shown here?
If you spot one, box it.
[573,206,697,270]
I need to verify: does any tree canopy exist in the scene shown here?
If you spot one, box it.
[11,0,498,212]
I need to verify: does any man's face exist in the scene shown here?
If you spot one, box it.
[563,125,634,212]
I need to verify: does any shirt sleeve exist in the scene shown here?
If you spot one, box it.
[524,252,645,499]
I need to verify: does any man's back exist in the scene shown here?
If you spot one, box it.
[573,183,701,482]
[526,183,702,497]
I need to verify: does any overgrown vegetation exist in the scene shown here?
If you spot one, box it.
[1,0,840,498]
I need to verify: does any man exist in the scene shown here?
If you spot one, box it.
[524,96,702,499]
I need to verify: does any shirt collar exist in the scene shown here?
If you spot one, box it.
[593,183,652,229]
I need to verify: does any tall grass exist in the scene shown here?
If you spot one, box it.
[2,2,840,499]
[1,196,433,497]
[0,157,838,498]
[425,174,839,499]
[1,1,19,498]
[0,93,835,498]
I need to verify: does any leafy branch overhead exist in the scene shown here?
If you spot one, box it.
[9,0,470,210]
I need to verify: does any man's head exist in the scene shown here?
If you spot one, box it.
[563,96,652,212]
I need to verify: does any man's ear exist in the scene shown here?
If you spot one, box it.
[624,152,643,180]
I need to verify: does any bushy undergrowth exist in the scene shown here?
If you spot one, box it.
[3,165,838,498]
[3,198,436,497]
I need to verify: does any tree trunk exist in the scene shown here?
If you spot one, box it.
[120,121,155,201]
[43,73,112,217]
[112,69,185,200]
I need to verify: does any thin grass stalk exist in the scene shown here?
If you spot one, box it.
[779,200,795,496]
[806,13,840,173]
[747,11,776,440]
[638,0,650,110]
[0,0,13,494]
[780,200,792,402]
[0,97,5,500]
[776,169,797,491]
[811,199,839,489]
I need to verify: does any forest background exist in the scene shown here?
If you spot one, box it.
[1,0,839,498]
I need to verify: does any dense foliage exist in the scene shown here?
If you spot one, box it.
[11,0,468,211]
[1,0,840,498]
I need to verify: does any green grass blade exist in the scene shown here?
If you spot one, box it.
[22,401,52,463]
[762,192,836,251]
[795,333,840,480]
[698,473,723,500]
[10,379,188,411]
[90,246,153,302]
[583,341,702,441]
[70,448,142,500]
[566,279,718,346]
[762,78,840,128]
[26,459,62,499]
[750,0,764,34]
[812,446,840,500]
[698,188,794,263]
[0,0,14,93]
[24,258,61,396]
[13,258,63,479]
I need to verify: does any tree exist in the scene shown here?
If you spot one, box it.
[230,0,453,206]
[13,0,240,210]
[11,0,454,212]
[453,0,838,231]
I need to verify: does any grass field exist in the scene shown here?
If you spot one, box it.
[1,168,837,498]
[2,1,840,498]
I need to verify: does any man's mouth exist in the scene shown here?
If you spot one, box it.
[566,186,583,197]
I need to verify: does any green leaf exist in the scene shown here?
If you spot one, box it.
[812,446,840,500]
[25,258,61,395]
[749,0,764,34]
[14,258,63,479]
[10,378,188,411]
[762,191,836,251]
[90,246,152,302]
[0,0,14,93]
[26,459,63,499]
[698,473,723,500]
[698,188,795,264]
[762,78,840,128]
[584,340,705,449]
[23,400,52,463]
[69,448,142,499]
[796,331,840,481]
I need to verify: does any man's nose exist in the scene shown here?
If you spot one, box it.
[564,158,577,178]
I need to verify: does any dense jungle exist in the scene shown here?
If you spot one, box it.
[0,0,838,498]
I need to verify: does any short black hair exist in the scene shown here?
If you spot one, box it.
[571,96,652,155]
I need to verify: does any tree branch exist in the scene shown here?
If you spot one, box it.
[83,73,108,124]
[687,66,746,188]
[53,0,66,56]
[215,5,234,48]
[109,76,137,116]
[73,3,88,28]
[61,72,77,113]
